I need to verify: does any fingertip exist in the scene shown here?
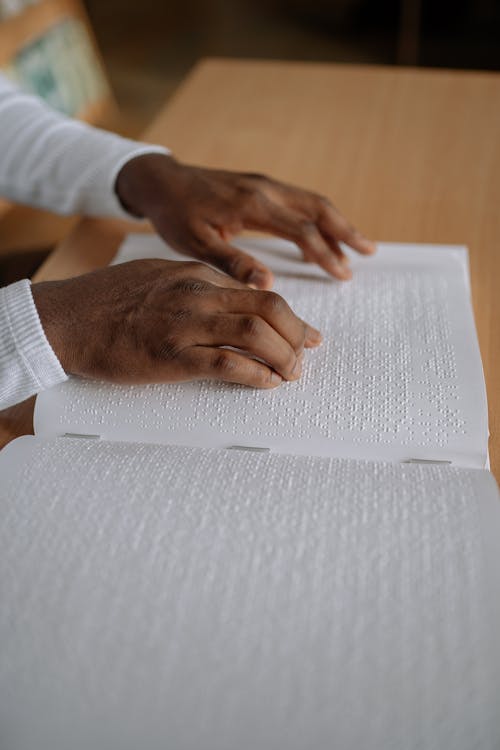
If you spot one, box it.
[355,236,377,255]
[326,259,352,281]
[269,371,283,387]
[262,275,275,290]
[247,267,274,290]
[305,325,323,347]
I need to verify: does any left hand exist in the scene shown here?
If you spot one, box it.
[115,153,376,289]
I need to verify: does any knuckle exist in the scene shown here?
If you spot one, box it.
[253,365,273,388]
[240,314,262,339]
[157,335,183,361]
[216,288,238,309]
[234,182,254,201]
[298,220,317,241]
[262,290,287,315]
[172,277,211,295]
[238,187,265,213]
[236,175,271,208]
[241,173,273,198]
[242,171,269,183]
[171,307,192,323]
[317,194,333,209]
[203,314,219,334]
[212,351,237,375]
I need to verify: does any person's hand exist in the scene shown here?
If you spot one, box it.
[115,154,375,289]
[32,259,322,388]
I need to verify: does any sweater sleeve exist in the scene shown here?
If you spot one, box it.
[0,280,67,409]
[0,73,170,218]
[0,74,171,408]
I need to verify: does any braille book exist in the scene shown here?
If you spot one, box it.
[1,236,499,750]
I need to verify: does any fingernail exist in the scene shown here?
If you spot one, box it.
[270,371,283,386]
[247,269,268,288]
[358,235,377,254]
[306,325,322,344]
[291,357,302,379]
[326,259,343,277]
[331,262,352,280]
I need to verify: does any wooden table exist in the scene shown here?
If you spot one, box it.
[1,58,499,476]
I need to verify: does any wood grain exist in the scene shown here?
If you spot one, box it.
[2,59,499,475]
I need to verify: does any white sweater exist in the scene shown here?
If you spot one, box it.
[0,74,169,409]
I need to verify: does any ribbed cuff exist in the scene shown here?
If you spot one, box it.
[0,279,67,409]
[62,139,170,220]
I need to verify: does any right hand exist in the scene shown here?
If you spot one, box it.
[31,259,322,389]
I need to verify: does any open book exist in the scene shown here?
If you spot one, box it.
[1,236,499,749]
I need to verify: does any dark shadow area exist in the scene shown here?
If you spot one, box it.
[0,249,52,287]
[84,0,500,133]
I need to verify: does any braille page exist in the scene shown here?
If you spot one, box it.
[34,236,489,468]
[1,437,499,750]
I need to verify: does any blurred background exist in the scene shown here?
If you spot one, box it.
[85,0,500,135]
[0,0,499,278]
[2,0,499,137]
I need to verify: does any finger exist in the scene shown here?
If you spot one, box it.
[217,287,322,352]
[301,229,353,281]
[318,201,376,256]
[201,227,275,289]
[181,346,284,389]
[236,175,375,258]
[245,203,353,281]
[181,261,250,291]
[199,314,302,381]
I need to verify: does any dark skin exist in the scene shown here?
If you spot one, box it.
[32,259,320,388]
[116,154,376,287]
[33,154,375,388]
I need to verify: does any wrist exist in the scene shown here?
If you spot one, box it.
[0,280,67,402]
[31,281,76,373]
[115,152,181,219]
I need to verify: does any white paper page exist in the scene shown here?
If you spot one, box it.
[35,236,489,468]
[1,436,499,750]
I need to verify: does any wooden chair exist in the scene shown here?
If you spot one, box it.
[0,0,118,256]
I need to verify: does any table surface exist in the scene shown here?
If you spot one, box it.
[1,58,499,477]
